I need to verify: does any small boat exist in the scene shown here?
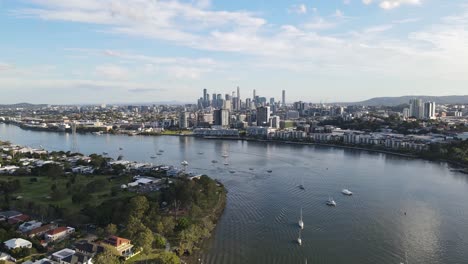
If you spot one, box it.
[298,184,305,190]
[181,161,189,166]
[119,147,123,150]
[229,170,235,173]
[326,197,337,207]
[157,153,162,156]
[159,150,164,153]
[249,168,254,170]
[102,152,108,155]
[342,189,353,196]
[297,229,302,246]
[224,162,229,166]
[211,160,218,163]
[198,152,204,155]
[298,208,304,229]
[267,170,272,173]
[221,153,229,158]
[150,156,157,159]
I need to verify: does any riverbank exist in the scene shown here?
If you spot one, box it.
[2,121,467,170]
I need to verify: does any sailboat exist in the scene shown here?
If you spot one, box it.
[297,229,302,246]
[298,208,304,229]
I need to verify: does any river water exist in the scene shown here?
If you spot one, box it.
[1,123,467,264]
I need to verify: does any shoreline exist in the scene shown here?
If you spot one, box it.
[2,121,467,170]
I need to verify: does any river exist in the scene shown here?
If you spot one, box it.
[1,123,467,264]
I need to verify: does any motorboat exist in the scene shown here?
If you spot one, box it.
[211,160,218,163]
[229,170,235,173]
[298,184,305,190]
[159,150,164,153]
[267,170,273,173]
[198,152,204,155]
[150,156,157,159]
[342,189,353,196]
[249,168,254,170]
[326,197,337,207]
[157,153,162,156]
[223,162,229,166]
[221,153,229,158]
[181,161,189,166]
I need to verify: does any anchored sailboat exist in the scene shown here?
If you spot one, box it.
[298,208,304,229]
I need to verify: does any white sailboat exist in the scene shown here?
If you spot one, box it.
[297,229,302,246]
[298,208,304,229]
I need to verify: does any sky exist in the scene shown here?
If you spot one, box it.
[0,0,467,104]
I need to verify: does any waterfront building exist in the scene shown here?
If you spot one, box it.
[270,115,280,129]
[214,109,230,127]
[424,102,436,119]
[179,112,188,129]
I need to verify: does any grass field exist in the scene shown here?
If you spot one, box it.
[1,174,135,215]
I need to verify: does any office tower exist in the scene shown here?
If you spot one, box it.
[246,98,251,109]
[282,90,286,106]
[269,97,275,105]
[214,109,230,127]
[232,97,239,111]
[203,89,208,106]
[270,115,280,128]
[179,112,188,129]
[206,94,211,107]
[424,102,436,119]
[237,86,241,110]
[409,99,424,119]
[256,106,270,127]
[253,89,256,100]
[223,100,232,111]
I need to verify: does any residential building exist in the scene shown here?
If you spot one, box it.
[19,220,42,233]
[45,226,75,242]
[4,238,32,250]
[101,236,135,257]
[27,223,58,238]
[213,109,230,127]
[409,99,424,119]
[179,112,188,129]
[424,102,436,119]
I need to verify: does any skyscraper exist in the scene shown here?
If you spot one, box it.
[282,90,286,106]
[214,109,230,127]
[409,99,424,119]
[237,86,241,110]
[424,102,436,119]
[256,106,270,127]
[203,88,208,106]
[179,112,188,129]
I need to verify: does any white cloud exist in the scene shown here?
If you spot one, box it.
[364,24,393,33]
[0,62,14,71]
[288,4,307,14]
[362,0,422,9]
[95,64,129,80]
[344,0,351,5]
[303,18,336,30]
[334,9,344,18]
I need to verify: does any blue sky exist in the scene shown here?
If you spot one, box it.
[0,0,467,104]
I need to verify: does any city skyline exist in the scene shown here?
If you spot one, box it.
[1,0,468,104]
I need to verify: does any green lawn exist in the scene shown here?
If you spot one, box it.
[3,174,134,214]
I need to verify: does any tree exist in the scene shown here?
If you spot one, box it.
[154,233,166,249]
[105,223,118,236]
[161,216,176,236]
[93,244,121,264]
[133,226,154,254]
[128,196,149,219]
[151,252,180,264]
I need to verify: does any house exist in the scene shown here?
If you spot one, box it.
[51,248,75,262]
[0,252,14,262]
[101,236,134,257]
[0,211,23,221]
[60,253,92,264]
[19,220,42,233]
[22,258,56,264]
[45,226,75,242]
[27,223,58,238]
[8,214,30,225]
[3,238,32,249]
[74,241,103,257]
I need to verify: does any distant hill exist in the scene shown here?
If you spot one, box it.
[0,103,48,108]
[347,95,468,106]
